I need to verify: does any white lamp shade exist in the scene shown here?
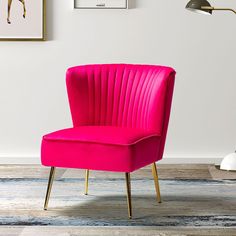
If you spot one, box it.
[220,152,236,171]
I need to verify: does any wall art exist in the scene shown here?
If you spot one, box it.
[0,0,46,41]
[74,0,128,9]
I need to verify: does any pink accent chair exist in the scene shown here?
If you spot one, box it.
[41,64,175,218]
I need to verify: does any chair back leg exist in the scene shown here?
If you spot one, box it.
[85,169,89,195]
[44,167,55,210]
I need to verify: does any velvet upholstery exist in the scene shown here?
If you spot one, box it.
[41,64,175,172]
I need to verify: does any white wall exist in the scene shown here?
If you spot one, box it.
[0,0,235,164]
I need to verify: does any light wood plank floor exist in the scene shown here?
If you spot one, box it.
[0,164,235,180]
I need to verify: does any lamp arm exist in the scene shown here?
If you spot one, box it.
[201,6,236,14]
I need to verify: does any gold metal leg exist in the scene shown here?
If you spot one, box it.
[152,163,162,203]
[125,172,132,219]
[44,167,55,210]
[85,169,89,195]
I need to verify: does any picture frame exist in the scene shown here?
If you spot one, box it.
[74,0,128,9]
[0,0,46,41]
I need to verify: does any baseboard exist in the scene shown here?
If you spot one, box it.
[0,156,40,165]
[0,156,222,165]
[158,157,222,165]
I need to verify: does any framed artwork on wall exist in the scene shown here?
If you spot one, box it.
[0,0,46,41]
[74,0,128,9]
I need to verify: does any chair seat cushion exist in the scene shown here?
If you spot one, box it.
[41,126,161,172]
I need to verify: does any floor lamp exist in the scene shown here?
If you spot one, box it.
[185,0,236,171]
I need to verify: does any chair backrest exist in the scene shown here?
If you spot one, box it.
[66,64,175,138]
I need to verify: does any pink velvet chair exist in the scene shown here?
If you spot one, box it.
[41,64,175,218]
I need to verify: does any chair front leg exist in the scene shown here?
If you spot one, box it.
[44,167,55,210]
[84,169,89,195]
[125,172,132,219]
[152,163,162,203]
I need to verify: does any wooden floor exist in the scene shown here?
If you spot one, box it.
[0,164,235,180]
[0,164,235,236]
[1,226,236,236]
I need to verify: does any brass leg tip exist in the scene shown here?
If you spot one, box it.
[84,193,88,195]
[129,216,132,219]
[44,207,47,211]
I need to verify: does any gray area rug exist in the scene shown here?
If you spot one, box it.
[0,177,236,227]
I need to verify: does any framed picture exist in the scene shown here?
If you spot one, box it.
[0,0,46,41]
[74,0,128,9]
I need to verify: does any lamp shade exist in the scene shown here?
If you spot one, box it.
[186,0,212,15]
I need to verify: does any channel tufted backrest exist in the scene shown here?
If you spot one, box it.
[66,64,175,136]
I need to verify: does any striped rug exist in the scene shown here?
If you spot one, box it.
[1,177,236,227]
